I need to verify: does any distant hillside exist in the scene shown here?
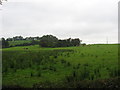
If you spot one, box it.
[8,40,32,47]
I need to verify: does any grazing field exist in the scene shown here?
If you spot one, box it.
[8,40,32,46]
[2,44,119,88]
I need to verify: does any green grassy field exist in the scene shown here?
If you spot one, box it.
[2,44,119,88]
[8,40,32,46]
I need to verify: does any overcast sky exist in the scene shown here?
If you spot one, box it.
[0,0,119,44]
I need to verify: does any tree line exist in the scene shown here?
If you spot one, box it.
[0,35,82,48]
[6,36,40,41]
[40,35,81,47]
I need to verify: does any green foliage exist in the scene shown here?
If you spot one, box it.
[39,35,58,47]
[4,35,81,48]
[39,35,81,47]
[13,36,24,41]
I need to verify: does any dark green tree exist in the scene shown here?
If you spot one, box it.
[6,38,13,41]
[71,38,80,46]
[39,35,58,47]
[13,36,23,41]
[1,38,9,48]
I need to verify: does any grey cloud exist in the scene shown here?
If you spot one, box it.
[1,0,119,44]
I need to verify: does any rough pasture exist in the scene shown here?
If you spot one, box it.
[2,44,119,88]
